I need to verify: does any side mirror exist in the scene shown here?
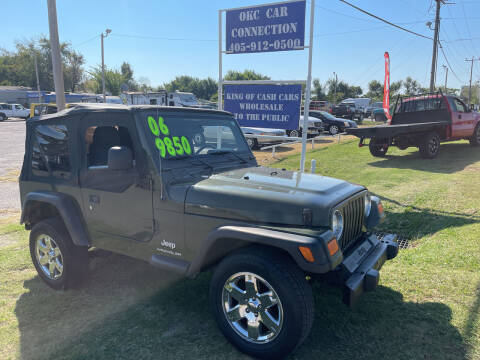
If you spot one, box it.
[108,146,133,170]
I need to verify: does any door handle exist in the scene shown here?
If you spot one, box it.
[89,194,100,204]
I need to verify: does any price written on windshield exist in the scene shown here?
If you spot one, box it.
[148,116,192,158]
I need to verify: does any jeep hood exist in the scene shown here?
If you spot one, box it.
[185,166,364,227]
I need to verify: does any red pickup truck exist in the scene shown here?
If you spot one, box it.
[346,92,480,159]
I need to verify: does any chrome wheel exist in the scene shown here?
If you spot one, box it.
[35,234,63,280]
[329,125,339,135]
[289,130,299,138]
[222,272,283,344]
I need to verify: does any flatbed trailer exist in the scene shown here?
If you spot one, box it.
[346,92,480,159]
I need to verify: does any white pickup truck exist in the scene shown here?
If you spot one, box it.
[0,103,30,120]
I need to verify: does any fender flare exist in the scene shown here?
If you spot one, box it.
[186,225,341,277]
[21,191,91,247]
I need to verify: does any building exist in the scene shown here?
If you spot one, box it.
[0,86,32,106]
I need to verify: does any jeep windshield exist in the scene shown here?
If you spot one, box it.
[142,111,251,169]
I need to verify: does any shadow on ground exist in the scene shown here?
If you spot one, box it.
[376,196,480,239]
[14,252,466,360]
[368,142,480,174]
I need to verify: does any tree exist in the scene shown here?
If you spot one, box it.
[120,62,138,91]
[312,79,327,100]
[224,69,270,81]
[325,78,362,102]
[366,80,383,102]
[87,65,124,95]
[163,75,218,100]
[403,77,421,96]
[0,37,85,92]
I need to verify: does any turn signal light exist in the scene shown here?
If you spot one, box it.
[327,238,339,256]
[378,202,384,214]
[299,246,315,263]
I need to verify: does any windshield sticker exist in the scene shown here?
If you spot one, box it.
[148,116,192,158]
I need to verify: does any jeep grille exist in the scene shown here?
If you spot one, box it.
[337,192,365,251]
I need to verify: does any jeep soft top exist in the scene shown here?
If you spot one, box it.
[20,104,398,359]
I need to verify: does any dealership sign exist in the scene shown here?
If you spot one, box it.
[225,0,306,54]
[224,84,301,129]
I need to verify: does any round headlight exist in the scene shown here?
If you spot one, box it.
[364,192,372,217]
[332,210,344,240]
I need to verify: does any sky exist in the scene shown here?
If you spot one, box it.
[2,0,480,92]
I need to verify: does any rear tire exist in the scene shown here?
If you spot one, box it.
[210,247,314,359]
[29,217,89,290]
[470,124,480,147]
[0,113,6,121]
[369,137,390,157]
[419,132,440,159]
[287,129,301,138]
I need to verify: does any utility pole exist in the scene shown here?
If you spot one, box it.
[101,29,111,103]
[465,57,480,106]
[32,50,42,103]
[429,0,443,92]
[333,72,338,105]
[46,0,65,110]
[441,65,448,93]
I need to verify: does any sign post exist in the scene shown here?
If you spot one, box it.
[219,0,315,172]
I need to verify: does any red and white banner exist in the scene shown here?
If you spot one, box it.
[383,52,392,121]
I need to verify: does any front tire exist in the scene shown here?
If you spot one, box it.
[470,124,480,147]
[210,247,314,359]
[419,132,440,159]
[0,113,6,121]
[29,217,88,290]
[329,125,339,135]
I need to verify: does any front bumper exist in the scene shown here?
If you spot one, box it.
[341,233,398,307]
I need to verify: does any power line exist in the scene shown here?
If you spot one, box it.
[110,33,217,42]
[338,0,433,40]
[74,34,99,47]
[438,41,463,83]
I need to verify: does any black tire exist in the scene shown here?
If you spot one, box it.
[246,137,259,150]
[358,115,364,123]
[287,129,301,138]
[0,113,6,121]
[210,246,314,360]
[369,137,390,157]
[329,125,339,135]
[470,124,480,147]
[29,217,89,290]
[419,132,440,159]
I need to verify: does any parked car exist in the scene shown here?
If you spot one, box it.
[330,102,364,122]
[347,92,480,158]
[241,127,287,149]
[364,101,383,118]
[0,103,30,120]
[288,116,324,138]
[309,111,357,135]
[20,103,397,359]
[30,103,76,118]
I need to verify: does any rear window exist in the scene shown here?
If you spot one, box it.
[31,124,71,179]
[397,97,446,113]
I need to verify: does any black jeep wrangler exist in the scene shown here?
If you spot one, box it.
[19,104,398,359]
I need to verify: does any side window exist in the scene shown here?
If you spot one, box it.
[15,105,22,110]
[85,125,134,167]
[454,99,467,113]
[31,124,71,178]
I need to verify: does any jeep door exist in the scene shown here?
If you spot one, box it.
[78,112,154,246]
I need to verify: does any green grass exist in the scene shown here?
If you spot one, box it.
[1,140,479,359]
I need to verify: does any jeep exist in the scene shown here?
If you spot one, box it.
[19,104,398,359]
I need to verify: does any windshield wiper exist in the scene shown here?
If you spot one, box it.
[165,155,215,173]
[207,150,248,163]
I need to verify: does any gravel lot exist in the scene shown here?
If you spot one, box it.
[0,119,26,219]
